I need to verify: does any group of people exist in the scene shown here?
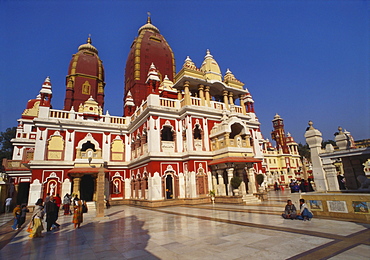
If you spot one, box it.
[282,199,314,221]
[289,179,314,193]
[17,193,87,238]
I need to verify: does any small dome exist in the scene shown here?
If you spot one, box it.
[138,16,160,34]
[78,36,98,54]
[200,49,222,81]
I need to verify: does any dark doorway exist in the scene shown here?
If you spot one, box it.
[80,175,95,201]
[17,182,30,205]
[165,175,173,199]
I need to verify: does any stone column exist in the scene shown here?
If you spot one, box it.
[95,166,105,218]
[304,121,328,192]
[237,168,247,196]
[205,86,211,107]
[217,169,226,196]
[72,175,82,197]
[323,158,340,191]
[223,90,229,109]
[184,81,191,106]
[177,89,182,100]
[198,85,205,106]
[226,168,234,196]
[247,168,257,194]
[228,92,234,106]
[239,94,246,115]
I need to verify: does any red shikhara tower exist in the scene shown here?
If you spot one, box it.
[124,16,175,115]
[271,113,290,154]
[64,36,105,111]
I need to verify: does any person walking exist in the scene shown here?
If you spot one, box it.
[5,197,12,213]
[18,204,29,228]
[45,197,60,231]
[63,193,71,215]
[28,199,45,238]
[11,204,21,230]
[72,200,83,229]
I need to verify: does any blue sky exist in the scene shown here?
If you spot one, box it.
[0,0,368,144]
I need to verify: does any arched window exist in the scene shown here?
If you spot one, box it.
[193,125,202,140]
[161,126,173,141]
[230,123,243,139]
[81,141,96,151]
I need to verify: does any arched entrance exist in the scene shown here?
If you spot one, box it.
[165,175,173,199]
[80,175,95,201]
[17,182,30,205]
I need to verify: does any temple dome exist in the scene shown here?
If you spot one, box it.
[200,50,222,81]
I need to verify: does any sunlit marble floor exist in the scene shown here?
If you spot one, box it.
[0,202,369,260]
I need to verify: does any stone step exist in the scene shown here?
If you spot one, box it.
[242,194,261,204]
[86,201,96,210]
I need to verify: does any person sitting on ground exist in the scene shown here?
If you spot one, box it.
[297,199,313,221]
[282,200,297,219]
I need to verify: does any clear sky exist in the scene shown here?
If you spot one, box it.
[0,0,368,144]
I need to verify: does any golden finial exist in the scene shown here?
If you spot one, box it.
[87,34,92,44]
[147,12,151,24]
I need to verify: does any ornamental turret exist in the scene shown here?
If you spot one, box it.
[200,50,222,81]
[64,36,105,111]
[22,77,53,119]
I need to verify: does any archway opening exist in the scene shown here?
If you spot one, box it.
[80,175,95,201]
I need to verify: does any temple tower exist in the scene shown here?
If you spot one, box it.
[271,114,289,154]
[64,36,105,111]
[124,16,175,115]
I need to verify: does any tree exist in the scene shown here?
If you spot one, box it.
[0,127,16,160]
[298,142,310,162]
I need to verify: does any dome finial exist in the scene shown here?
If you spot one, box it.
[147,11,151,24]
[87,34,92,44]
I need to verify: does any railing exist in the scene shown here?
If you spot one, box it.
[49,110,70,119]
[191,97,201,106]
[210,101,225,110]
[234,105,243,114]
[160,97,177,108]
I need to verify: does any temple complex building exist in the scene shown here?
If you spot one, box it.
[3,18,302,206]
[262,114,302,187]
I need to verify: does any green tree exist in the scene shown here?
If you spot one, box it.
[0,127,16,160]
[298,142,310,162]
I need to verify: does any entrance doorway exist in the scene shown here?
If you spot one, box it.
[17,182,30,205]
[80,175,95,201]
[165,175,173,199]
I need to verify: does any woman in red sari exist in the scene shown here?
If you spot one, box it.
[72,200,83,229]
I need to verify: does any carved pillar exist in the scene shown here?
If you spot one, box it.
[228,92,234,106]
[96,167,105,218]
[224,133,230,147]
[323,159,340,191]
[184,81,191,106]
[198,84,205,106]
[177,89,182,100]
[304,121,328,192]
[72,175,82,197]
[226,168,234,196]
[223,90,229,109]
[247,168,257,194]
[205,86,211,107]
[239,94,246,115]
[217,169,226,196]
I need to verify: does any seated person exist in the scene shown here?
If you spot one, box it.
[297,199,313,221]
[282,200,297,219]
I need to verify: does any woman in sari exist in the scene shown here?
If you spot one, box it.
[28,199,45,238]
[72,199,83,229]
